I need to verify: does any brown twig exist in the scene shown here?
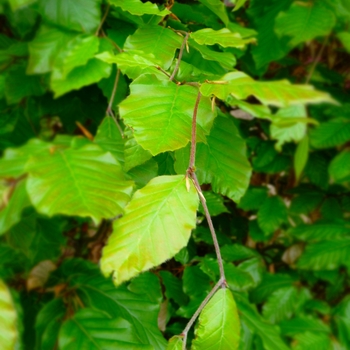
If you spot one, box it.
[95,3,110,36]
[188,92,201,170]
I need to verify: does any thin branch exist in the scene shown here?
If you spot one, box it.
[181,277,225,350]
[95,3,110,36]
[305,35,329,84]
[188,92,201,170]
[191,172,226,281]
[106,69,124,137]
[169,32,189,81]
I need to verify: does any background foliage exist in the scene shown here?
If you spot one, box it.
[0,0,350,349]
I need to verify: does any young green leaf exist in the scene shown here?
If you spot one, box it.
[0,279,18,350]
[101,175,199,285]
[191,28,255,48]
[26,144,134,223]
[166,336,184,350]
[124,25,182,69]
[110,0,171,17]
[191,288,240,350]
[119,74,215,155]
[200,72,335,107]
[329,150,350,183]
[294,135,309,182]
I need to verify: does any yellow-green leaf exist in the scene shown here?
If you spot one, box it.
[191,288,240,350]
[101,175,199,286]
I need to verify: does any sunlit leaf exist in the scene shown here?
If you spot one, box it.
[101,175,198,285]
[329,150,350,183]
[26,144,133,223]
[167,336,184,350]
[120,74,215,155]
[110,0,171,17]
[191,28,255,48]
[294,135,309,182]
[198,0,229,25]
[0,279,18,350]
[233,0,248,12]
[191,288,240,350]
[200,72,336,107]
[124,25,182,69]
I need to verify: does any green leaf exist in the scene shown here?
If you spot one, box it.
[64,260,167,349]
[225,263,255,292]
[124,25,182,70]
[191,288,240,350]
[190,28,255,48]
[309,118,350,149]
[257,196,287,235]
[292,331,331,350]
[294,135,309,182]
[94,116,124,165]
[159,271,188,306]
[27,26,76,74]
[238,187,268,211]
[110,0,171,17]
[167,336,184,350]
[8,0,36,11]
[96,51,162,80]
[50,56,111,98]
[26,143,133,223]
[275,2,336,47]
[248,0,291,69]
[289,222,350,241]
[337,32,350,53]
[199,191,228,216]
[38,0,102,33]
[124,129,153,172]
[0,179,31,235]
[200,72,335,107]
[175,116,252,202]
[5,64,46,104]
[270,105,307,151]
[59,308,151,349]
[250,273,295,304]
[189,39,236,70]
[198,0,229,25]
[262,286,300,324]
[0,279,18,350]
[298,238,350,270]
[119,74,215,156]
[221,244,258,262]
[233,0,248,12]
[35,298,65,350]
[228,97,272,120]
[280,316,330,337]
[52,35,100,79]
[101,175,199,285]
[127,158,158,188]
[235,297,290,350]
[329,150,350,183]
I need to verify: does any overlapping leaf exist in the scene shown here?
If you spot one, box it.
[298,238,350,270]
[275,2,336,47]
[124,25,182,69]
[100,175,198,285]
[119,74,215,155]
[94,116,125,165]
[26,144,134,223]
[59,308,152,349]
[190,28,255,48]
[110,0,170,17]
[175,116,252,202]
[0,279,18,350]
[200,72,335,107]
[166,336,183,350]
[192,288,240,350]
[38,0,102,33]
[329,150,350,183]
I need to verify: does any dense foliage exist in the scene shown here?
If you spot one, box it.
[1,0,350,349]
